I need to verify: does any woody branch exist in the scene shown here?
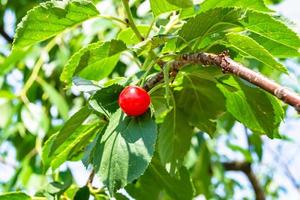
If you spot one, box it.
[144,52,300,113]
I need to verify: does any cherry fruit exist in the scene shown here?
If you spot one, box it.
[118,86,151,116]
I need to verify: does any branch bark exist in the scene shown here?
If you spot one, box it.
[223,161,265,200]
[144,52,300,113]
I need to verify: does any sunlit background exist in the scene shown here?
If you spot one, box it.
[0,0,300,199]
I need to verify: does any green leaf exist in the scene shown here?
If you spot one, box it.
[12,0,99,49]
[126,157,194,200]
[150,88,172,123]
[179,8,243,43]
[60,40,126,86]
[117,25,149,46]
[0,192,31,200]
[192,138,211,198]
[158,108,193,165]
[72,77,101,93]
[50,106,92,154]
[0,98,13,128]
[226,33,286,72]
[149,0,179,16]
[166,0,193,8]
[42,122,105,170]
[149,158,194,200]
[0,49,28,75]
[74,186,90,200]
[89,84,124,117]
[200,0,271,13]
[217,76,284,138]
[92,109,157,194]
[39,79,69,120]
[242,12,300,58]
[174,67,226,135]
[227,144,252,162]
[249,133,263,161]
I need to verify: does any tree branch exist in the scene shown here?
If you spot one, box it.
[223,161,265,200]
[144,52,300,113]
[0,26,13,43]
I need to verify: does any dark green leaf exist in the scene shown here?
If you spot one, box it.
[74,186,90,200]
[61,40,126,86]
[13,0,99,49]
[92,109,157,194]
[126,157,194,200]
[192,139,211,198]
[89,84,124,116]
[174,67,226,135]
[179,8,243,43]
[158,108,193,165]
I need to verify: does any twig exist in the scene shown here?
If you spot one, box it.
[121,0,144,41]
[18,37,57,101]
[143,52,300,113]
[0,26,13,43]
[223,161,265,200]
[86,169,95,186]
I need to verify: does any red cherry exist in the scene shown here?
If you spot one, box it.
[118,86,151,116]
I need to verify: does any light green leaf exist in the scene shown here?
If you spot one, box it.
[166,0,193,8]
[249,32,300,58]
[0,98,13,128]
[0,192,31,200]
[0,49,28,75]
[242,12,300,58]
[158,108,193,165]
[39,79,69,120]
[174,67,226,135]
[92,109,157,194]
[149,0,179,16]
[89,84,124,117]
[226,33,286,72]
[150,88,172,123]
[179,8,243,43]
[13,0,99,49]
[60,40,126,86]
[50,106,92,154]
[217,76,284,138]
[227,144,252,162]
[117,25,149,46]
[200,0,271,13]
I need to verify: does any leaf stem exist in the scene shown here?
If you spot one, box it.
[99,15,127,26]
